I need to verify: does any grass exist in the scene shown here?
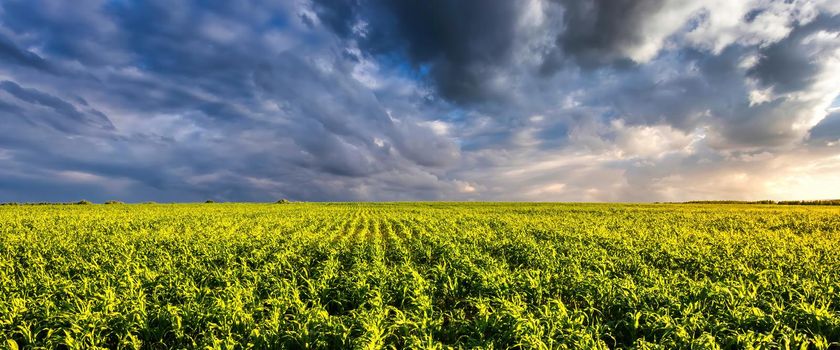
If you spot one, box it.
[1,202,839,349]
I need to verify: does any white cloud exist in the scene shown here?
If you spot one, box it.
[420,120,452,136]
[612,121,697,159]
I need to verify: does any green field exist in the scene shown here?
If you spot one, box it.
[1,203,839,349]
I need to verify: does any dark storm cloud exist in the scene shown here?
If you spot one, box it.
[584,45,794,148]
[0,34,52,72]
[556,10,839,150]
[809,110,840,143]
[0,80,114,133]
[748,15,840,94]
[311,0,700,101]
[312,0,527,103]
[310,0,360,37]
[0,0,464,202]
[0,0,838,202]
[546,0,670,69]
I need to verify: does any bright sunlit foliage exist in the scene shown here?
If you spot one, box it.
[1,203,839,349]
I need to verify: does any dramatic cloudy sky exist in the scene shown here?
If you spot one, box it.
[0,0,839,202]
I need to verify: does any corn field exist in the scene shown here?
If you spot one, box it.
[1,203,839,349]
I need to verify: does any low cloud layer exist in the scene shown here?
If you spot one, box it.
[0,0,838,202]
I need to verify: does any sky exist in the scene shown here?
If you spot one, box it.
[0,0,838,202]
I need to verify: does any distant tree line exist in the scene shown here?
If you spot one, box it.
[0,200,130,205]
[1,199,298,205]
[5,199,834,206]
[680,200,776,204]
[0,200,95,206]
[677,200,840,206]
[776,199,840,206]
